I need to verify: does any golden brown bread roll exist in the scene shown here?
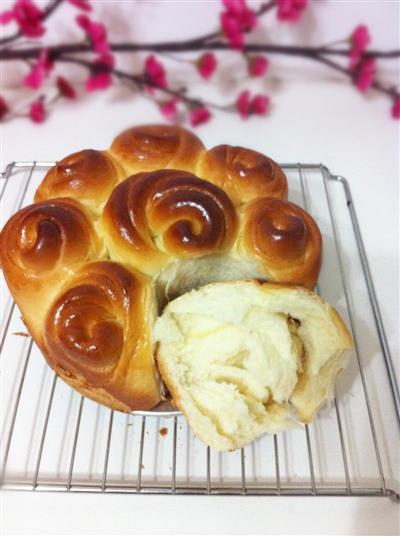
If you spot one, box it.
[0,198,103,339]
[101,169,238,276]
[43,261,161,412]
[240,198,322,290]
[197,145,288,205]
[34,150,126,213]
[1,124,328,415]
[110,124,205,175]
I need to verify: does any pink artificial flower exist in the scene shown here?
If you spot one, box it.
[222,0,246,15]
[76,14,109,55]
[0,11,14,24]
[189,107,212,127]
[392,97,400,119]
[67,0,92,11]
[23,49,53,89]
[276,0,308,23]
[251,94,270,115]
[98,52,115,68]
[0,0,45,37]
[159,98,179,120]
[236,90,270,118]
[197,53,217,80]
[29,98,45,123]
[220,0,256,49]
[222,0,256,30]
[248,55,269,77]
[57,76,77,99]
[145,55,167,89]
[76,13,90,30]
[220,12,243,49]
[351,25,370,51]
[349,25,371,68]
[86,53,114,92]
[86,72,111,91]
[0,96,9,121]
[355,58,376,92]
[236,89,250,118]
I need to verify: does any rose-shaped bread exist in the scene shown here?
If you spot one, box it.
[0,198,103,340]
[35,150,126,213]
[101,169,238,276]
[43,261,160,412]
[239,198,322,289]
[110,124,205,175]
[197,145,288,205]
[1,124,329,417]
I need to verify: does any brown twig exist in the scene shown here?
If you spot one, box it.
[1,41,399,61]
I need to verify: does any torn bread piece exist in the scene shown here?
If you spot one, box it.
[154,281,353,451]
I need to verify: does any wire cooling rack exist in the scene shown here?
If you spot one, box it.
[0,162,399,501]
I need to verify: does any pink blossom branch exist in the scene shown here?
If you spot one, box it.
[55,47,399,103]
[1,0,399,124]
[57,55,231,112]
[2,39,398,105]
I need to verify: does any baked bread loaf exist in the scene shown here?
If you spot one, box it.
[1,124,325,414]
[154,281,353,451]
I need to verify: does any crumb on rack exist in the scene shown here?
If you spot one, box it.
[13,332,29,337]
[159,427,168,437]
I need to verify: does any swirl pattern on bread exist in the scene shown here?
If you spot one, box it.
[197,145,288,204]
[241,198,322,289]
[44,261,160,412]
[102,170,238,276]
[110,124,205,174]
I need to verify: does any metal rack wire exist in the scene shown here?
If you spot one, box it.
[0,162,399,500]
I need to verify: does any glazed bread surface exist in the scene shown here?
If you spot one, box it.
[44,261,161,412]
[110,124,205,175]
[101,169,238,277]
[35,150,126,214]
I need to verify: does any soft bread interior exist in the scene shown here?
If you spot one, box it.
[154,281,353,451]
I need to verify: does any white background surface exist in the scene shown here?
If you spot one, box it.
[1,1,399,534]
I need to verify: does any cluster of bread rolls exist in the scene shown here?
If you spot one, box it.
[0,124,352,448]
